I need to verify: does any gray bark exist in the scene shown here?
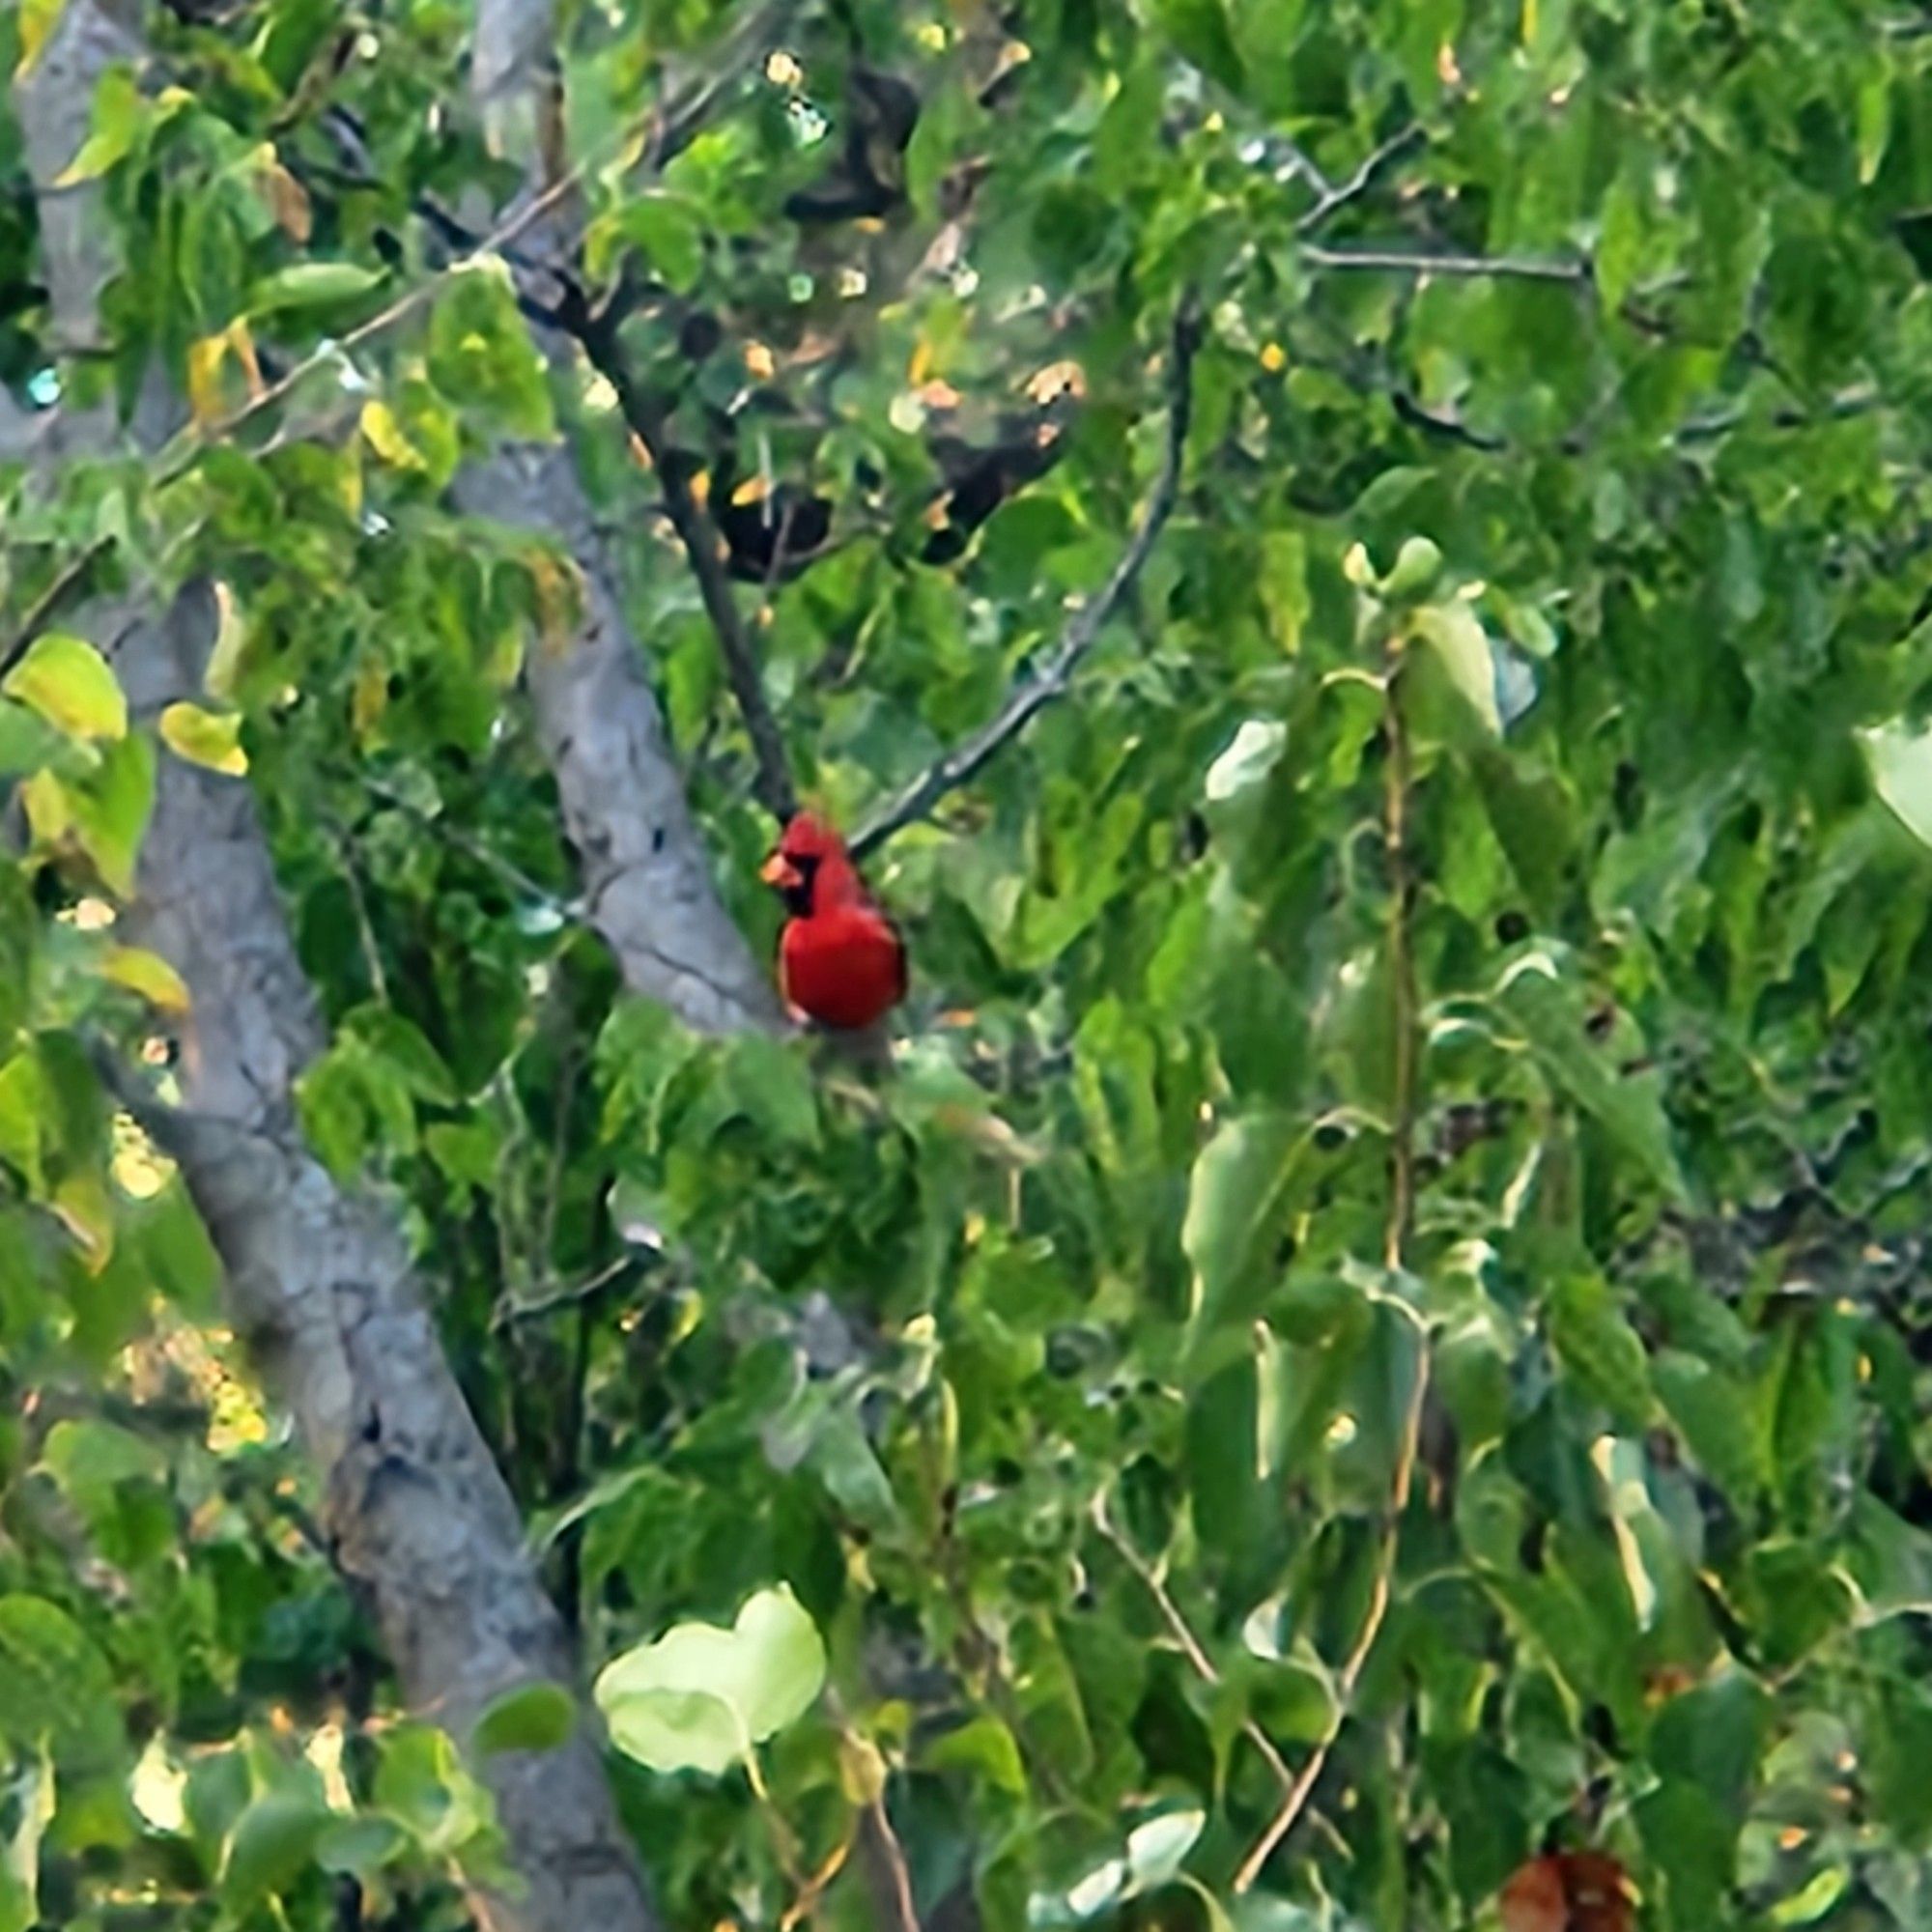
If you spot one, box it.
[14,9,660,1929]
[452,450,781,1033]
[458,0,781,1034]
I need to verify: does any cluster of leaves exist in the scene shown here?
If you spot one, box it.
[9,0,1932,1928]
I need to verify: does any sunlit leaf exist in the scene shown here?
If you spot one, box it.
[594,1585,826,1776]
[158,702,247,775]
[4,634,126,741]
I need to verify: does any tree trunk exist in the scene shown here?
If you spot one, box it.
[14,9,663,1927]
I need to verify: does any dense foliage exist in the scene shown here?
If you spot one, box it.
[8,0,1932,1928]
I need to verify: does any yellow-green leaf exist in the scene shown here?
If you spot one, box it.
[52,1171,113,1272]
[185,333,232,428]
[158,702,247,776]
[99,946,190,1015]
[16,0,67,75]
[1860,720,1932,847]
[360,400,427,470]
[4,635,126,741]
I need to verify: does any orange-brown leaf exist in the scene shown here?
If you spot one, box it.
[1500,1853,1632,1932]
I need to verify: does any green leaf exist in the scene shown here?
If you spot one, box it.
[3,634,126,741]
[99,944,190,1013]
[1124,1809,1205,1892]
[372,1726,494,1855]
[41,1418,161,1501]
[473,1681,577,1756]
[601,195,705,294]
[314,1815,410,1878]
[1857,71,1891,186]
[1494,951,1684,1196]
[1381,536,1443,601]
[1182,1113,1309,1340]
[0,1595,122,1770]
[428,261,555,440]
[713,1033,819,1148]
[922,1715,1026,1794]
[1204,720,1287,806]
[246,261,384,315]
[1547,1277,1652,1430]
[1650,1670,1770,1821]
[1860,720,1932,847]
[28,733,156,896]
[1408,602,1500,735]
[594,1584,826,1776]
[55,67,148,185]
[1154,0,1245,92]
[222,1793,329,1907]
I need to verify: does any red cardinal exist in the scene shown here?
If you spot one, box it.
[760,811,907,1031]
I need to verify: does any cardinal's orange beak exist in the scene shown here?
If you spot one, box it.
[761,852,801,892]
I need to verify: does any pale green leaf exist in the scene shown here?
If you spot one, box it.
[3,634,126,741]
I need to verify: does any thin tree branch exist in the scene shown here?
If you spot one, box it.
[567,297,798,822]
[846,295,1203,863]
[1303,242,1592,284]
[491,1253,649,1331]
[1092,1490,1299,1795]
[0,536,114,677]
[857,1792,921,1932]
[331,824,391,1005]
[1296,126,1425,234]
[1231,1327,1428,1892]
[147,158,599,485]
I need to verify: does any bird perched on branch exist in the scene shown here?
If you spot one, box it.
[761,811,907,1032]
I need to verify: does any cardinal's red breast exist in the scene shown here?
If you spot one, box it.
[779,905,907,1030]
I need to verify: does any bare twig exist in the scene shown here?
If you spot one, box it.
[332,826,390,1005]
[1381,664,1417,1271]
[1232,1315,1429,1892]
[857,1792,921,1932]
[756,494,800,625]
[846,295,1203,862]
[1297,127,1425,233]
[777,1829,855,1932]
[1303,242,1592,284]
[491,1254,654,1330]
[1092,1491,1298,1793]
[535,1021,583,1293]
[1269,138,1335,201]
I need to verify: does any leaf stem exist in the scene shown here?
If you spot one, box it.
[1232,653,1430,1894]
[1383,661,1417,1272]
[1092,1489,1300,1795]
